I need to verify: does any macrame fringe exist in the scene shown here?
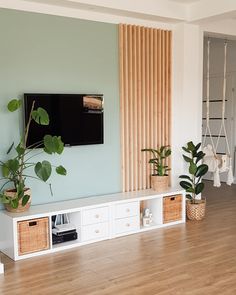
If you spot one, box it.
[227,158,234,186]
[213,166,221,187]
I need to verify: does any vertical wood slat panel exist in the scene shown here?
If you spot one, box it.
[119,24,172,192]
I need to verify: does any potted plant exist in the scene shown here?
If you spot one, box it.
[0,99,67,213]
[141,146,171,192]
[179,141,208,221]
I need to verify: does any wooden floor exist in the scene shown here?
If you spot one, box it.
[1,181,236,295]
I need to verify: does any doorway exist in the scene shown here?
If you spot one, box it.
[202,36,236,184]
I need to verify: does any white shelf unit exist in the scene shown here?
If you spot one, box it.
[0,187,185,261]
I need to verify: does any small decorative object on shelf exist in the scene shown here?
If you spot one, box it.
[141,146,171,192]
[142,208,153,227]
[179,141,208,221]
[0,98,67,213]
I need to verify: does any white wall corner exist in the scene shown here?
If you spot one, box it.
[171,23,203,187]
[0,262,4,274]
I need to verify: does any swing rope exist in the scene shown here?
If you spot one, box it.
[215,41,231,156]
[203,38,234,186]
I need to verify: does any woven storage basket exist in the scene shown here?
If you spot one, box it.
[18,217,49,255]
[186,199,206,221]
[163,195,182,223]
[151,175,169,192]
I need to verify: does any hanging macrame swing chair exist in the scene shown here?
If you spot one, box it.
[202,39,234,187]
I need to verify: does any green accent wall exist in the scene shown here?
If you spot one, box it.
[0,8,120,206]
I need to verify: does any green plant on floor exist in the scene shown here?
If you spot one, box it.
[0,98,67,209]
[141,146,171,176]
[179,141,208,204]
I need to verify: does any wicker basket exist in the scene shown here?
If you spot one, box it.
[186,199,206,221]
[4,188,31,213]
[151,175,169,192]
[18,217,49,255]
[163,195,182,223]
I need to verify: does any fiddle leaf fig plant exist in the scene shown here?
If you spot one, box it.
[0,98,67,209]
[179,141,208,204]
[141,146,171,176]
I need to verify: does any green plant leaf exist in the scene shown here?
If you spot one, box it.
[183,155,192,163]
[10,199,19,209]
[179,175,192,181]
[7,99,21,112]
[2,163,10,177]
[17,182,24,199]
[7,142,14,154]
[179,181,192,190]
[187,141,195,152]
[189,162,197,175]
[34,161,52,182]
[32,107,49,125]
[195,164,208,177]
[196,151,205,163]
[195,182,204,195]
[56,165,67,175]
[186,187,195,193]
[22,195,30,207]
[164,149,171,157]
[195,142,201,152]
[8,159,20,173]
[0,194,10,204]
[186,194,192,200]
[182,146,190,153]
[43,135,64,155]
[16,143,25,156]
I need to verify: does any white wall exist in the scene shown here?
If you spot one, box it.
[171,23,204,186]
[0,262,3,274]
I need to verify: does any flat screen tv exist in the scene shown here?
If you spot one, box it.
[24,93,104,147]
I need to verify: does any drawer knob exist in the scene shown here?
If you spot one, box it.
[95,214,100,218]
[126,223,130,227]
[126,208,130,213]
[95,229,100,233]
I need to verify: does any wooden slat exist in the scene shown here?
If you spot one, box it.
[119,24,172,191]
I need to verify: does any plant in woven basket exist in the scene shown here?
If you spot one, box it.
[179,141,208,204]
[0,99,67,211]
[141,146,171,176]
[141,146,171,191]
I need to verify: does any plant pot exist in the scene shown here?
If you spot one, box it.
[4,188,32,213]
[186,199,206,221]
[151,175,169,192]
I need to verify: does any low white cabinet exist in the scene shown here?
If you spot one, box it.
[0,187,185,261]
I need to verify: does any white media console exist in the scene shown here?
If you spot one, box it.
[0,187,185,261]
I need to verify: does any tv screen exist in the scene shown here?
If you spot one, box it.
[24,93,104,147]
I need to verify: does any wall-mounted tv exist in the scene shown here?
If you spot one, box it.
[24,93,104,147]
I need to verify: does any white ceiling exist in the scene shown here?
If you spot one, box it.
[169,0,200,3]
[1,0,236,25]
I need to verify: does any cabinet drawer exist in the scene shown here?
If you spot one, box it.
[115,201,139,219]
[82,206,109,225]
[115,216,140,235]
[81,222,109,242]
